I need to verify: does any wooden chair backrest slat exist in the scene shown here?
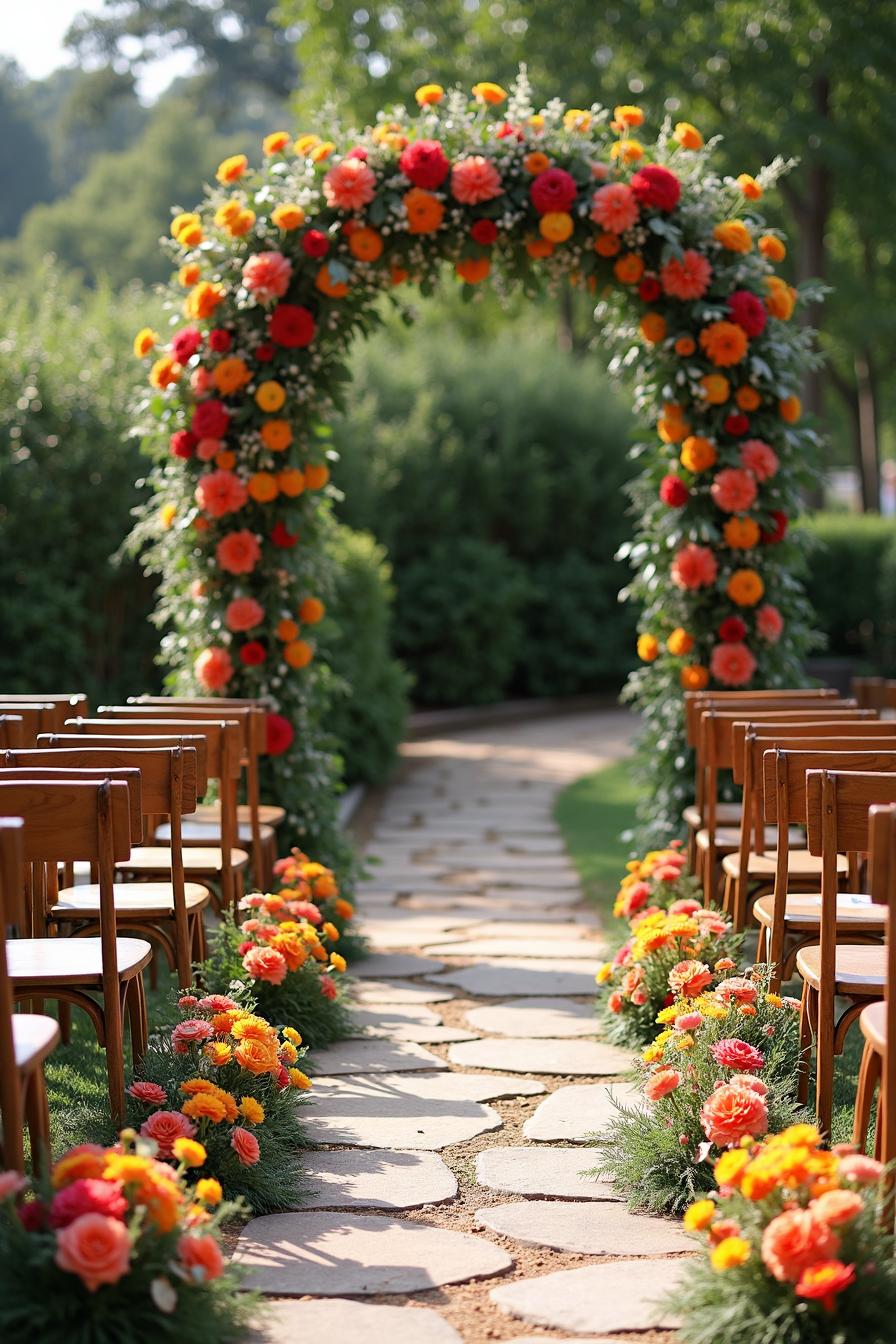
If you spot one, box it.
[765,750,896,826]
[0,815,25,927]
[2,747,197,817]
[0,779,132,862]
[128,698,267,759]
[685,688,839,747]
[0,704,54,745]
[42,733,208,797]
[732,717,887,785]
[0,816,26,1171]
[0,767,143,843]
[0,716,24,750]
[100,707,249,773]
[68,719,238,782]
[700,705,864,773]
[869,803,896,906]
[806,771,896,856]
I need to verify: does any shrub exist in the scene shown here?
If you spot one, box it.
[802,512,896,669]
[524,551,637,697]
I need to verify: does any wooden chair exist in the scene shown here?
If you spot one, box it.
[0,696,88,732]
[853,802,896,1157]
[125,699,274,889]
[5,745,204,988]
[0,778,152,1123]
[852,677,891,712]
[0,704,56,747]
[0,716,24,750]
[67,717,247,913]
[0,817,60,1174]
[723,719,891,931]
[695,702,860,902]
[798,767,896,1134]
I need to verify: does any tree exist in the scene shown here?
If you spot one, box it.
[0,60,54,236]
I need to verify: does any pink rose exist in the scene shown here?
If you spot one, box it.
[49,1179,128,1229]
[287,901,323,924]
[756,603,784,644]
[231,1126,261,1166]
[171,1018,214,1054]
[728,1074,768,1096]
[710,641,757,688]
[55,1213,132,1292]
[242,250,293,302]
[700,1083,768,1147]
[242,945,288,985]
[675,1012,702,1031]
[0,1171,27,1201]
[196,994,238,1013]
[127,1080,168,1107]
[451,155,503,205]
[139,1109,198,1158]
[671,543,718,591]
[178,1232,225,1281]
[717,977,757,1005]
[710,467,758,514]
[838,1153,884,1185]
[710,1038,765,1073]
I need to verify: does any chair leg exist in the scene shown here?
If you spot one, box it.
[23,1069,52,1177]
[125,974,148,1068]
[853,1042,881,1153]
[797,980,814,1105]
[58,1000,72,1045]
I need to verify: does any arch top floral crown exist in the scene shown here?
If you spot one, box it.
[130,68,819,844]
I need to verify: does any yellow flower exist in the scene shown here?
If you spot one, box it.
[737,172,762,200]
[673,121,703,150]
[159,503,177,531]
[472,82,507,104]
[322,921,340,942]
[184,281,225,320]
[227,208,255,238]
[667,628,693,657]
[714,1148,750,1187]
[195,1177,222,1205]
[613,104,644,128]
[330,952,347,973]
[171,211,200,240]
[415,83,444,106]
[310,141,335,163]
[759,234,786,262]
[294,133,321,156]
[263,131,291,155]
[683,1199,716,1231]
[149,355,181,390]
[279,1040,298,1064]
[655,1006,677,1024]
[539,211,574,243]
[766,275,797,320]
[713,220,752,253]
[271,203,306,230]
[674,1033,695,1051]
[182,1094,228,1124]
[637,633,659,662]
[214,199,243,228]
[642,1044,663,1064]
[711,1236,751,1270]
[596,962,613,984]
[765,993,783,1008]
[283,1026,303,1047]
[289,1068,312,1090]
[563,108,592,132]
[239,1096,265,1125]
[216,154,248,184]
[133,327,158,358]
[610,138,644,163]
[172,1137,207,1168]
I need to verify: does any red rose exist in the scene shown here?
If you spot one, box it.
[269,304,316,348]
[728,290,767,337]
[719,616,747,643]
[530,167,577,214]
[724,413,750,436]
[398,139,450,189]
[271,521,299,548]
[266,712,294,755]
[638,277,662,302]
[630,164,681,211]
[208,328,233,353]
[495,121,522,140]
[275,1064,290,1090]
[761,510,789,544]
[170,430,197,459]
[50,1179,128,1229]
[470,218,498,245]
[240,640,266,665]
[171,325,202,363]
[301,229,329,258]
[254,342,275,363]
[238,940,253,955]
[346,145,368,160]
[659,474,689,507]
[191,399,230,439]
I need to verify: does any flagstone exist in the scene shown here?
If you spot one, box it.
[352,952,446,978]
[256,1300,464,1344]
[406,890,577,911]
[307,1039,448,1074]
[429,938,601,960]
[448,1037,631,1076]
[461,918,593,937]
[428,960,598,997]
[302,1149,458,1210]
[475,1200,692,1254]
[236,1211,512,1295]
[490,1260,687,1333]
[475,1147,621,1201]
[439,870,580,890]
[465,997,598,1038]
[523,1082,641,1142]
[354,980,457,1005]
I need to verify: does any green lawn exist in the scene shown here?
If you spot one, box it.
[554,759,639,919]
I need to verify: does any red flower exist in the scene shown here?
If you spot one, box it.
[630,164,681,211]
[660,474,689,507]
[191,399,230,439]
[398,139,450,189]
[638,277,662,302]
[346,145,368,160]
[301,229,329,258]
[275,1064,290,1090]
[270,304,315,348]
[170,430,197,459]
[266,712,295,755]
[719,616,747,643]
[724,412,750,436]
[795,1260,856,1314]
[530,167,578,214]
[470,218,498,245]
[728,289,767,337]
[18,1201,48,1232]
[761,510,788,544]
[171,325,202,363]
[271,521,299,548]
[49,1179,128,1229]
[254,342,275,362]
[495,121,521,139]
[208,328,232,353]
[240,641,266,666]
[711,1038,765,1072]
[319,974,337,1000]
[238,940,253,955]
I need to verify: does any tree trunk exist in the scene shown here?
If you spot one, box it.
[855,348,881,512]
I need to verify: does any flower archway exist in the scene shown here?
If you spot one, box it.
[131,71,818,856]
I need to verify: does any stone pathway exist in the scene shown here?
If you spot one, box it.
[239,709,688,1342]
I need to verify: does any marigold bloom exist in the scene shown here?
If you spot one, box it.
[185,281,226,320]
[133,327,158,358]
[640,313,666,344]
[289,1068,312,1089]
[255,380,287,412]
[637,633,659,662]
[212,356,251,395]
[457,257,491,284]
[759,233,787,262]
[216,154,248,183]
[472,81,507,104]
[711,1236,751,1271]
[667,628,694,657]
[403,188,444,234]
[683,1199,715,1231]
[713,220,753,253]
[723,517,760,550]
[271,203,305,230]
[284,638,314,669]
[304,463,330,489]
[700,373,731,405]
[610,138,644,163]
[660,249,712,300]
[263,130,291,155]
[149,355,181,390]
[181,1093,228,1124]
[178,263,201,287]
[671,543,718,591]
[613,253,644,285]
[678,438,716,477]
[700,320,748,367]
[415,83,444,105]
[613,104,644,128]
[735,385,762,411]
[683,665,711,690]
[779,394,802,422]
[172,1137,206,1168]
[260,419,292,452]
[239,1096,265,1125]
[737,172,762,199]
[195,1178,222,1206]
[539,211,574,243]
[766,275,797,319]
[348,226,384,261]
[727,567,765,607]
[673,121,703,150]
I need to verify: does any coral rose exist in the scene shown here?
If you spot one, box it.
[323,157,377,210]
[128,1080,168,1106]
[242,945,288,985]
[660,249,712,300]
[812,1190,863,1226]
[711,468,758,513]
[49,1179,128,1229]
[630,164,681,211]
[669,959,713,997]
[171,1018,214,1053]
[451,155,503,204]
[178,1233,224,1282]
[711,1038,765,1073]
[795,1259,856,1312]
[740,439,779,482]
[590,182,639,234]
[756,603,784,643]
[710,641,757,687]
[761,1208,839,1283]
[195,647,233,693]
[217,530,261,576]
[700,1083,768,1147]
[55,1213,132,1292]
[530,167,577,214]
[242,251,293,302]
[700,320,749,367]
[139,1109,198,1158]
[195,469,247,519]
[837,1153,884,1184]
[231,1126,261,1167]
[224,597,263,633]
[399,139,450,189]
[645,1068,681,1102]
[671,543,718,591]
[717,976,758,1004]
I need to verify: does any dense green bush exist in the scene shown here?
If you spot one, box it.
[524,552,637,698]
[321,525,410,784]
[802,513,896,670]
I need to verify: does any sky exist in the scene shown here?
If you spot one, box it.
[3,0,195,98]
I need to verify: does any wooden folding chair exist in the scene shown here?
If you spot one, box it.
[0,696,88,732]
[798,767,896,1135]
[6,745,204,988]
[0,705,56,747]
[67,717,247,912]
[0,716,24,750]
[0,778,151,1123]
[0,816,60,1174]
[853,802,896,1157]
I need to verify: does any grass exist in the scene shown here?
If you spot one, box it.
[554,759,638,919]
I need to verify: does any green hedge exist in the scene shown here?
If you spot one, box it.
[802,513,896,672]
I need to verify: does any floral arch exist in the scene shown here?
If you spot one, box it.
[131,71,818,856]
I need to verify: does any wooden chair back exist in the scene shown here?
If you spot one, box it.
[685,688,840,748]
[0,816,26,1170]
[867,803,896,1164]
[0,696,88,732]
[42,732,208,796]
[852,677,890,711]
[0,705,54,747]
[732,716,884,785]
[0,716,24,750]
[5,747,197,818]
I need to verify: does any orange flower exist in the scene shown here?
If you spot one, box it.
[727,568,765,607]
[216,154,248,184]
[349,227,384,261]
[723,517,760,549]
[214,199,242,228]
[149,355,181,390]
[472,81,507,104]
[133,327,158,358]
[178,1233,224,1282]
[284,639,313,669]
[310,141,335,163]
[278,467,306,497]
[181,1093,228,1123]
[526,237,554,258]
[700,373,730,405]
[673,121,703,150]
[681,665,710,691]
[457,257,491,284]
[271,203,306,230]
[613,104,644,128]
[735,385,762,411]
[699,320,748,367]
[539,212,573,243]
[203,1041,232,1066]
[766,275,797,320]
[779,394,802,423]
[185,281,226,320]
[255,380,286,412]
[234,1036,280,1075]
[171,212,200,240]
[637,634,659,662]
[304,463,330,489]
[178,263,201,287]
[299,597,325,624]
[594,233,621,257]
[761,1208,839,1283]
[614,253,645,285]
[212,357,251,395]
[564,108,592,132]
[674,335,696,357]
[713,220,753,253]
[260,419,292,452]
[55,1211,132,1292]
[316,264,350,298]
[226,209,256,238]
[737,173,762,200]
[524,151,551,175]
[415,83,444,105]
[759,234,786,262]
[667,627,693,656]
[640,313,667,344]
[795,1259,856,1312]
[294,133,320,156]
[52,1145,108,1188]
[658,411,690,444]
[248,471,279,503]
[610,138,644,163]
[404,188,444,234]
[263,131,291,155]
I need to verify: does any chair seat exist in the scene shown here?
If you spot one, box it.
[14,1013,60,1070]
[684,802,742,829]
[154,820,275,845]
[51,882,211,920]
[754,890,886,932]
[796,942,886,994]
[860,1000,886,1053]
[721,848,844,880]
[116,846,249,876]
[7,937,152,986]
[695,827,742,851]
[194,803,286,828]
